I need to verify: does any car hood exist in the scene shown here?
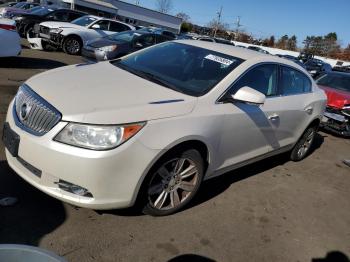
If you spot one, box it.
[318,85,350,108]
[40,21,83,29]
[25,62,197,124]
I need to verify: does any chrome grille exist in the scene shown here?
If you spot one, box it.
[13,85,61,136]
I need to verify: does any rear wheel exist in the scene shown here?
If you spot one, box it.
[63,36,82,55]
[290,126,317,161]
[142,149,204,216]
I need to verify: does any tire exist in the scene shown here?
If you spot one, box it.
[142,149,204,216]
[290,126,317,161]
[63,36,82,55]
[23,24,34,38]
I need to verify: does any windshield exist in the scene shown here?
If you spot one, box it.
[71,16,97,27]
[13,2,26,8]
[111,42,243,96]
[317,73,350,92]
[30,7,54,15]
[107,31,142,42]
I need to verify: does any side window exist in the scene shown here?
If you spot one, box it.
[93,20,110,31]
[68,12,83,21]
[109,22,130,32]
[137,34,156,46]
[156,35,171,43]
[53,11,69,21]
[281,66,312,95]
[229,64,278,96]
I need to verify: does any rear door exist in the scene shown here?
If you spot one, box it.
[266,65,315,147]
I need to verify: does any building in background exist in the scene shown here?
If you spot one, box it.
[45,0,182,32]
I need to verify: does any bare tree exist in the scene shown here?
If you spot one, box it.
[176,12,190,22]
[155,0,173,14]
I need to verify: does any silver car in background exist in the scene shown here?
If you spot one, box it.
[3,41,326,216]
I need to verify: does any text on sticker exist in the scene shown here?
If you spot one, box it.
[205,54,233,66]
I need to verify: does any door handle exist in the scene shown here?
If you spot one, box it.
[268,113,279,120]
[304,106,313,114]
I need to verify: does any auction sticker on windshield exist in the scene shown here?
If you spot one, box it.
[204,54,234,66]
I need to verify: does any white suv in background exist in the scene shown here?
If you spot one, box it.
[3,41,326,216]
[38,15,135,55]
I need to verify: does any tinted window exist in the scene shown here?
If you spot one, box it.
[281,66,311,95]
[109,22,130,32]
[162,31,176,39]
[107,31,141,42]
[72,16,98,26]
[52,11,69,21]
[111,42,243,97]
[69,12,83,21]
[316,73,350,92]
[93,20,110,31]
[156,34,171,43]
[229,64,278,96]
[199,38,214,42]
[136,34,155,47]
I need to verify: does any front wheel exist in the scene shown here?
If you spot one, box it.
[142,149,204,216]
[290,126,317,161]
[63,36,82,55]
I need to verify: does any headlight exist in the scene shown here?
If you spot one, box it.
[49,28,63,34]
[98,45,117,52]
[54,122,145,150]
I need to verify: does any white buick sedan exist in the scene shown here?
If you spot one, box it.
[3,41,326,216]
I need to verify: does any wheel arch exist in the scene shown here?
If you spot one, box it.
[130,138,211,207]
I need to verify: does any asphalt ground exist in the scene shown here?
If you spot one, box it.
[0,42,350,262]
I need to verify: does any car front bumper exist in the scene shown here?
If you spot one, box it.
[4,100,160,209]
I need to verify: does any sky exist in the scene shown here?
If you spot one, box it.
[123,0,350,47]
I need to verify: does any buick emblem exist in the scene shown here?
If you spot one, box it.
[20,102,32,121]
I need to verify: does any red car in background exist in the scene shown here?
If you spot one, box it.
[317,71,350,136]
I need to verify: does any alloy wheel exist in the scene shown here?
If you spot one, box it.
[148,157,199,211]
[297,130,315,158]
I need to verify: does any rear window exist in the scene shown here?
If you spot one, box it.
[111,42,243,96]
[316,73,350,92]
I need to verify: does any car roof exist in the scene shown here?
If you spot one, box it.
[174,40,309,72]
[82,15,133,27]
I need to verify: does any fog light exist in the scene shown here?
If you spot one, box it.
[55,179,93,198]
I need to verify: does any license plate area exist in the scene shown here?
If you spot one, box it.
[2,122,20,157]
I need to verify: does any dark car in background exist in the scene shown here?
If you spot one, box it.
[198,36,235,46]
[16,8,87,37]
[82,30,173,61]
[304,58,332,78]
[317,71,350,136]
[137,27,176,39]
[247,45,270,54]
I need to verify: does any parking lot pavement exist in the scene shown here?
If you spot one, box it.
[1,44,350,262]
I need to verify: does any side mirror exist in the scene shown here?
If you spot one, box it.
[232,86,266,105]
[91,24,100,29]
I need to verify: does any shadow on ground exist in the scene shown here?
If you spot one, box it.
[0,160,66,245]
[0,57,66,70]
[101,132,324,217]
[312,251,350,262]
[168,254,216,262]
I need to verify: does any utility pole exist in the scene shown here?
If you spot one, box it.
[213,6,222,38]
[135,0,140,5]
[234,16,243,41]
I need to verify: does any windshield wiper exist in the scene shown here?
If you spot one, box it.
[114,62,185,94]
